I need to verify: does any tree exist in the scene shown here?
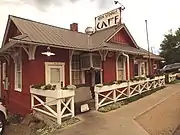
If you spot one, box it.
[160,28,180,64]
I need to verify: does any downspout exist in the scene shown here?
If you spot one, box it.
[122,52,130,97]
[122,53,130,81]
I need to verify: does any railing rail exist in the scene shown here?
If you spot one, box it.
[94,76,165,110]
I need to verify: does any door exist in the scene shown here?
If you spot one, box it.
[45,62,65,105]
[45,62,65,88]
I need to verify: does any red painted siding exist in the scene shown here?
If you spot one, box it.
[2,46,70,115]
[103,53,116,83]
[110,28,136,48]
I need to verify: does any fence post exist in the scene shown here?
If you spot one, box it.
[127,81,130,97]
[71,96,75,117]
[57,99,62,125]
[113,89,116,103]
[31,94,34,109]
[94,87,99,110]
[147,81,149,91]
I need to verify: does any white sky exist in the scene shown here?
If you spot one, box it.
[0,0,180,53]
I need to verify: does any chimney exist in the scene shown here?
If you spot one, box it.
[70,23,78,32]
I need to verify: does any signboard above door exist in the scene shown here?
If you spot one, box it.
[95,8,121,31]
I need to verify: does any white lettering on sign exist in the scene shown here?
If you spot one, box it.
[95,8,121,31]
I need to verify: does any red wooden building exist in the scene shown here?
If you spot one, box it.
[0,15,163,115]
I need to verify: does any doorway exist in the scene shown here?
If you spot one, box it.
[45,62,65,105]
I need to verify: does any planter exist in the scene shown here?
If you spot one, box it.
[30,88,75,98]
[95,82,128,93]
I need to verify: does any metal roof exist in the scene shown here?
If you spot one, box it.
[1,15,163,60]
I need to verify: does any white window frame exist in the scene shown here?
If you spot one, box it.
[14,50,22,92]
[134,59,148,77]
[116,56,126,80]
[71,55,81,85]
[45,62,65,87]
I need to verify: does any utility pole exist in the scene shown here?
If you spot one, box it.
[145,20,151,75]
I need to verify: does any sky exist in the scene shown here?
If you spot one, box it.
[0,0,180,54]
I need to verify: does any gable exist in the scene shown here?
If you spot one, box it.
[3,18,21,45]
[107,26,138,48]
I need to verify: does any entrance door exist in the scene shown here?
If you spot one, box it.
[45,62,65,88]
[45,62,65,105]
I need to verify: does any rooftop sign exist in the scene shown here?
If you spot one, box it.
[95,8,121,31]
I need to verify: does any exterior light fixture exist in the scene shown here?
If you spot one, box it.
[41,47,55,56]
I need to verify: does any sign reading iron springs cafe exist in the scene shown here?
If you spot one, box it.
[95,8,121,31]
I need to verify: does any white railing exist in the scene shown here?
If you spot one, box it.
[168,73,176,83]
[94,76,165,110]
[30,88,75,125]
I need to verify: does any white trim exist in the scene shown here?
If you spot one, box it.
[45,62,65,87]
[22,45,37,60]
[69,50,74,85]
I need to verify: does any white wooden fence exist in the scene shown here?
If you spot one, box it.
[168,73,177,83]
[30,88,75,125]
[94,76,165,110]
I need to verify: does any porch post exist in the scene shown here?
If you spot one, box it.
[122,53,130,96]
[116,51,121,80]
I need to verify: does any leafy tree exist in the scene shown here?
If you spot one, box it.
[160,28,180,64]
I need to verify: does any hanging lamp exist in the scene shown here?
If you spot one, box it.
[41,47,55,56]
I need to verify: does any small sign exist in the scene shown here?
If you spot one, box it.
[95,8,121,31]
[153,64,157,69]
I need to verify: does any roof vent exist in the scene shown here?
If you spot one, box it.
[85,27,94,35]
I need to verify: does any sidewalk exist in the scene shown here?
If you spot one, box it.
[53,84,180,135]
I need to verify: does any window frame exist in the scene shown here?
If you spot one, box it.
[134,59,148,77]
[14,50,22,92]
[45,62,65,87]
[71,55,81,85]
[116,56,126,80]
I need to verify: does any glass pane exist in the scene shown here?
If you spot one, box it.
[50,68,60,83]
[92,55,101,68]
[72,71,81,85]
[118,70,124,80]
[118,57,123,68]
[72,55,80,70]
[134,64,138,76]
[81,56,90,69]
[16,57,21,71]
[17,72,22,88]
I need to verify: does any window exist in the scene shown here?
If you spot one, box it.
[92,55,101,68]
[2,62,6,81]
[72,55,81,85]
[81,55,90,69]
[45,62,65,87]
[15,50,22,91]
[117,56,125,80]
[134,60,148,77]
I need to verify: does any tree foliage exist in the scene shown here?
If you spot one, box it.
[160,28,180,64]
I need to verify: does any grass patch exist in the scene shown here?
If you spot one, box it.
[169,79,180,84]
[32,117,80,135]
[98,86,166,113]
